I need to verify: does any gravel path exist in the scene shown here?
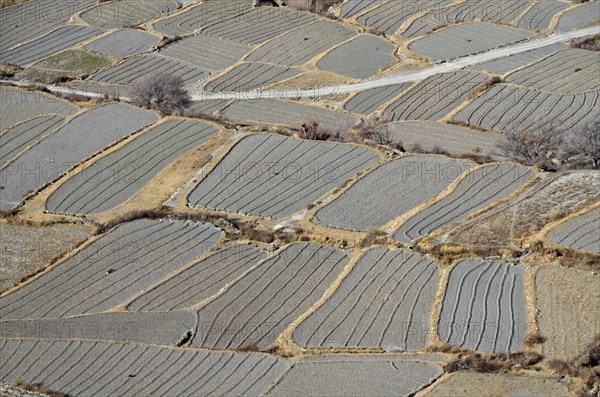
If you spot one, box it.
[294,248,439,351]
[204,62,301,92]
[0,219,222,319]
[84,29,159,57]
[188,134,379,218]
[344,83,412,115]
[547,206,600,254]
[471,42,563,74]
[315,156,471,231]
[438,260,527,353]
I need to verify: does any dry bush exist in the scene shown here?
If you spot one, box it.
[354,115,395,145]
[548,334,600,397]
[425,24,448,35]
[471,75,503,98]
[130,73,191,115]
[358,228,388,248]
[569,34,600,51]
[299,119,333,141]
[11,377,68,397]
[444,351,543,373]
[238,343,260,352]
[523,332,545,346]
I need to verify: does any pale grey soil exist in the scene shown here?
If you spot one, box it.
[316,35,396,80]
[315,156,471,231]
[0,219,222,319]
[516,0,570,31]
[186,99,231,115]
[191,242,349,350]
[294,248,439,351]
[0,25,103,67]
[344,83,412,115]
[204,62,301,92]
[80,0,181,30]
[340,0,384,19]
[554,1,600,32]
[188,133,379,218]
[438,260,527,353]
[472,43,563,74]
[85,29,159,57]
[46,119,219,215]
[547,206,600,254]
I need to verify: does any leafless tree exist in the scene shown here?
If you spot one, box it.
[561,119,600,169]
[356,115,394,145]
[131,73,191,115]
[496,124,562,166]
[299,119,333,140]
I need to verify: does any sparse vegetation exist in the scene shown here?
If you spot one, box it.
[568,34,600,51]
[299,119,334,140]
[131,73,191,115]
[443,350,543,373]
[548,334,600,397]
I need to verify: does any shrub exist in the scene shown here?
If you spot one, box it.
[358,228,387,248]
[523,332,545,346]
[444,351,543,374]
[299,119,333,140]
[568,34,600,51]
[130,73,191,115]
[355,115,393,145]
[548,334,600,397]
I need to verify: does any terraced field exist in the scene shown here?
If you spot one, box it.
[186,98,230,115]
[394,163,535,242]
[204,62,300,92]
[408,23,533,61]
[316,35,396,80]
[127,244,267,312]
[0,219,222,319]
[152,0,254,37]
[90,54,211,87]
[554,1,600,32]
[160,34,251,72]
[67,81,133,99]
[471,43,563,74]
[80,0,181,29]
[356,0,453,36]
[387,121,500,156]
[46,119,219,215]
[516,0,571,31]
[504,49,600,94]
[0,25,103,67]
[265,355,444,397]
[340,0,384,19]
[221,99,358,130]
[402,1,533,39]
[438,260,527,353]
[294,248,439,351]
[454,85,600,134]
[536,266,600,360]
[245,20,356,66]
[0,103,158,211]
[0,115,65,167]
[192,242,349,349]
[201,8,317,45]
[84,29,159,57]
[344,83,412,115]
[188,134,379,218]
[0,339,283,397]
[383,71,488,122]
[547,206,600,254]
[0,88,78,131]
[315,156,471,231]
[0,0,97,52]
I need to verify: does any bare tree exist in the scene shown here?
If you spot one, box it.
[561,119,600,169]
[131,73,191,115]
[356,115,393,145]
[496,124,562,166]
[299,119,333,140]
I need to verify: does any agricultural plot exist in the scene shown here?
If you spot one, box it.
[90,54,210,87]
[160,34,251,72]
[192,243,349,350]
[0,115,64,167]
[316,35,396,80]
[0,219,222,320]
[186,99,230,115]
[504,49,600,94]
[343,83,412,115]
[201,8,317,45]
[0,87,77,131]
[188,134,378,218]
[0,311,197,346]
[152,0,254,37]
[0,103,158,211]
[0,339,284,397]
[315,156,471,231]
[0,0,97,52]
[245,20,356,66]
[383,71,488,122]
[516,0,571,31]
[340,0,385,19]
[393,163,535,243]
[265,355,444,397]
[0,25,103,67]
[387,121,500,156]
[408,23,533,61]
[472,43,564,74]
[438,260,527,353]
[0,221,92,293]
[356,0,453,36]
[127,244,267,312]
[23,50,113,82]
[80,0,181,29]
[536,266,600,360]
[554,1,600,32]
[204,62,301,92]
[453,85,600,134]
[547,207,600,255]
[46,119,219,215]
[402,1,533,39]
[221,99,358,130]
[84,29,159,57]
[294,248,439,351]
